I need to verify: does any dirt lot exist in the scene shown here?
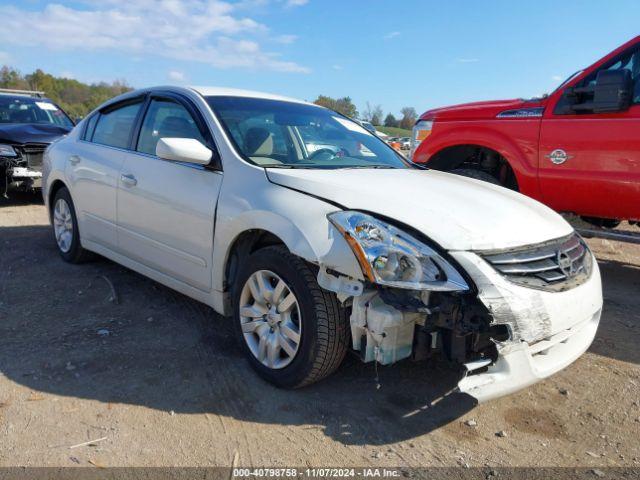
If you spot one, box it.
[0,193,639,469]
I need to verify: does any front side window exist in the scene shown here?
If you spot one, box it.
[92,102,142,149]
[136,99,206,156]
[207,96,409,169]
[0,96,73,127]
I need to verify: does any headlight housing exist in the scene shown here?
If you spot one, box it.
[328,211,469,291]
[0,144,17,157]
[410,119,433,159]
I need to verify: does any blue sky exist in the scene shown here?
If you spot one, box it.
[1,0,639,118]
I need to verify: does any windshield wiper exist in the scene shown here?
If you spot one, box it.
[340,165,397,169]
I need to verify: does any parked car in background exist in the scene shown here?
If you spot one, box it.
[399,137,411,150]
[0,89,74,197]
[43,86,602,402]
[387,137,402,151]
[411,35,640,228]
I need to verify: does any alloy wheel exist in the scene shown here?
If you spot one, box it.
[53,198,74,253]
[239,269,302,369]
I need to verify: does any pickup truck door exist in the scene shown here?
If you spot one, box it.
[538,49,640,221]
[116,94,222,292]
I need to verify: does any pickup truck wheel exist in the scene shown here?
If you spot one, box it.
[52,187,92,263]
[451,168,501,186]
[232,245,349,388]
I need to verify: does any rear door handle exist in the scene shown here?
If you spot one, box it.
[69,155,81,165]
[120,173,137,187]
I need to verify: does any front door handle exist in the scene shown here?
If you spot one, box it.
[69,155,81,165]
[120,173,137,187]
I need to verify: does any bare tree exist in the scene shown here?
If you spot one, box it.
[399,107,417,130]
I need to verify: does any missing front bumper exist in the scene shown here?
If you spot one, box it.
[458,309,601,402]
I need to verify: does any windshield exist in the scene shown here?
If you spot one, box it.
[207,96,409,169]
[0,96,74,127]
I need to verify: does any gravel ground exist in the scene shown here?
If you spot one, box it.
[0,193,639,469]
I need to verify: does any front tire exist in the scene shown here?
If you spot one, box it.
[51,187,92,263]
[451,168,501,186]
[232,245,349,388]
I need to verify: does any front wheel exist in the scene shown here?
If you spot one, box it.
[232,246,349,388]
[451,168,501,186]
[51,187,92,263]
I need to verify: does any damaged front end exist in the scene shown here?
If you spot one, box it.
[321,211,603,402]
[0,143,46,197]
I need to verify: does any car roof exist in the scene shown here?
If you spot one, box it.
[94,85,323,118]
[188,86,315,107]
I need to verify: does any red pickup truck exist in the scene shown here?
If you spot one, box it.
[411,36,640,228]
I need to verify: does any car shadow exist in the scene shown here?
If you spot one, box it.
[587,258,640,366]
[0,190,43,207]
[0,223,637,446]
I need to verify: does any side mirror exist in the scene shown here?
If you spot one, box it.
[156,138,212,165]
[571,69,633,114]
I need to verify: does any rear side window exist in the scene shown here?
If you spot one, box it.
[136,99,206,156]
[92,102,142,149]
[83,114,99,141]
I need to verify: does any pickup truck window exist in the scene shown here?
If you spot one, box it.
[583,48,640,103]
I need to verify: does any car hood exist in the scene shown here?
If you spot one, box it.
[266,168,573,251]
[420,98,546,121]
[0,123,71,145]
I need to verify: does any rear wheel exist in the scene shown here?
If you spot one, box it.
[581,216,621,229]
[451,168,501,186]
[52,187,92,263]
[232,245,349,388]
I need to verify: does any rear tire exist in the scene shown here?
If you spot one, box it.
[51,187,92,264]
[232,245,349,388]
[581,216,621,229]
[451,168,501,186]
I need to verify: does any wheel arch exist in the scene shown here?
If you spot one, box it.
[418,124,541,195]
[213,209,364,316]
[428,144,520,191]
[47,179,68,220]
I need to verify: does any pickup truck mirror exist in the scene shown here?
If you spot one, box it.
[569,69,633,114]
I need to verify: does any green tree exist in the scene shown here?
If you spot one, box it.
[314,95,358,118]
[0,65,132,118]
[384,113,398,127]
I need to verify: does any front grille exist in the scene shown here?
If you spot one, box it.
[480,234,593,291]
[16,143,47,170]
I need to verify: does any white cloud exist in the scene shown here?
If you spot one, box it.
[551,75,563,81]
[384,31,401,40]
[284,0,309,6]
[0,1,309,73]
[456,58,480,63]
[168,70,186,82]
[60,71,75,79]
[275,34,298,44]
[332,64,343,70]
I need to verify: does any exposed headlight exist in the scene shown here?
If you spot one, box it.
[410,119,433,159]
[0,144,17,157]
[328,211,469,291]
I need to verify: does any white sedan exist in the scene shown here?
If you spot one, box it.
[43,86,602,401]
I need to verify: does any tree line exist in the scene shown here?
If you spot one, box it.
[0,67,417,129]
[0,66,132,119]
[313,95,417,130]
